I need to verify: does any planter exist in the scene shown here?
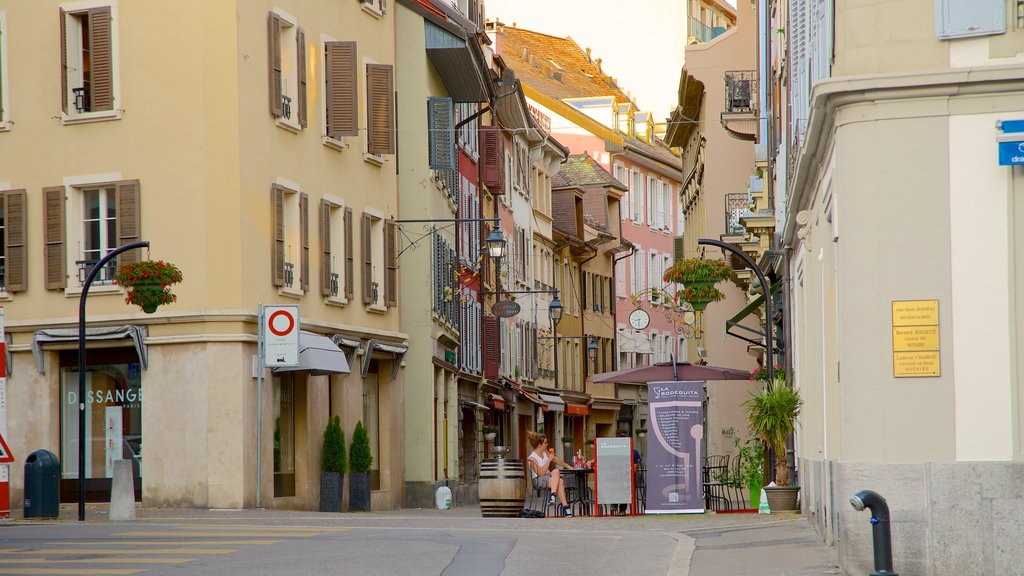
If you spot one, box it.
[748,481,763,510]
[349,472,371,512]
[484,432,497,442]
[319,471,343,513]
[763,485,800,511]
[129,282,167,314]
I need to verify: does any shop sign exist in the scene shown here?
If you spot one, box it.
[998,120,1024,166]
[491,300,520,318]
[892,300,940,377]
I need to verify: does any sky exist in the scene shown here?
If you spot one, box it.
[483,0,687,121]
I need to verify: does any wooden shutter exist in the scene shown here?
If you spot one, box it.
[320,200,332,296]
[361,213,373,304]
[673,235,685,261]
[428,97,455,170]
[300,192,309,292]
[296,27,307,128]
[3,190,27,292]
[43,186,66,290]
[88,7,113,111]
[481,127,504,194]
[482,315,499,379]
[271,185,284,286]
[60,9,67,114]
[366,64,395,155]
[936,0,1005,38]
[384,219,397,308]
[268,12,283,117]
[115,179,141,267]
[344,207,354,299]
[325,41,357,139]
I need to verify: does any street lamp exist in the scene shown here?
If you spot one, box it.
[485,227,507,259]
[548,296,564,324]
[587,336,599,363]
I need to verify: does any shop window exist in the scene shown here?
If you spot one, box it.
[273,374,296,497]
[364,363,381,490]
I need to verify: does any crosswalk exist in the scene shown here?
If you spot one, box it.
[0,523,349,575]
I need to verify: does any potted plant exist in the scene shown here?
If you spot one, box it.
[349,420,373,512]
[560,436,573,448]
[634,428,647,439]
[734,436,765,509]
[742,370,802,511]
[319,415,346,512]
[114,260,183,314]
[663,258,732,312]
[482,425,498,442]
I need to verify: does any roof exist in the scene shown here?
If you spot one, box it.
[552,154,627,191]
[625,136,684,171]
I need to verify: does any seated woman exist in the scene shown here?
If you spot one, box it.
[527,431,572,517]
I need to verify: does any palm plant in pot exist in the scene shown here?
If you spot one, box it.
[319,416,346,512]
[742,369,801,511]
[349,420,373,512]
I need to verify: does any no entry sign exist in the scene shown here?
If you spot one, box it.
[263,305,299,367]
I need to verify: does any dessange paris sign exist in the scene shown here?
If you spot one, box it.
[263,305,299,367]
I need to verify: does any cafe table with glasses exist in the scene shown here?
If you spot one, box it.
[559,466,593,516]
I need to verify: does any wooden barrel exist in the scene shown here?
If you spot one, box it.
[479,458,525,517]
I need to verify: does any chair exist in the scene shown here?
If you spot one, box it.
[524,483,555,517]
[634,465,647,514]
[702,455,732,511]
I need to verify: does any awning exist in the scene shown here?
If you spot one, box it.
[33,325,147,374]
[461,400,488,411]
[425,21,489,102]
[487,393,506,411]
[725,279,783,347]
[566,403,589,416]
[361,339,409,379]
[538,393,565,412]
[510,383,545,407]
[273,331,350,376]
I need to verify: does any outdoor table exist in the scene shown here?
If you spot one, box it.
[559,467,593,516]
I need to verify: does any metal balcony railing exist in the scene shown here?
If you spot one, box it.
[725,193,752,236]
[76,259,117,286]
[724,71,758,115]
[284,262,295,288]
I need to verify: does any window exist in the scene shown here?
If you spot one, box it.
[648,251,658,301]
[324,40,357,145]
[365,63,395,158]
[648,176,657,227]
[0,11,9,130]
[616,259,626,298]
[272,374,296,497]
[456,103,479,157]
[271,182,308,294]
[632,170,644,223]
[43,179,140,290]
[320,198,352,302]
[60,3,118,121]
[0,189,26,293]
[663,181,674,233]
[428,97,455,170]
[614,164,628,218]
[362,0,388,17]
[935,0,1005,38]
[361,210,397,310]
[268,11,306,130]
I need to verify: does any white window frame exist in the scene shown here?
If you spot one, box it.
[631,170,644,223]
[0,11,9,131]
[323,193,348,306]
[272,9,301,133]
[277,178,304,298]
[61,172,123,297]
[362,0,387,18]
[364,205,387,312]
[662,181,673,234]
[60,0,122,125]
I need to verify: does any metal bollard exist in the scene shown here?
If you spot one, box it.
[849,490,898,576]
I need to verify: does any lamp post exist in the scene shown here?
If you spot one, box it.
[77,240,149,521]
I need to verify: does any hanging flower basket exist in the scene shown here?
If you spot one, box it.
[114,260,183,314]
[664,258,732,312]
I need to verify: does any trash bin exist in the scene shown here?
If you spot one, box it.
[24,450,60,518]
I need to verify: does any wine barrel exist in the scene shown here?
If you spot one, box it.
[479,458,526,517]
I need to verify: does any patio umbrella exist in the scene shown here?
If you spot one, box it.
[591,361,750,384]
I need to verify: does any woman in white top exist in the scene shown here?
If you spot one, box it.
[527,431,572,516]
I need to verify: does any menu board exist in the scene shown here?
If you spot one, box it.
[595,437,633,506]
[645,381,705,514]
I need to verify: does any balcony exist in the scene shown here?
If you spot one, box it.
[721,70,758,141]
[688,18,728,43]
[725,193,752,236]
[76,259,117,286]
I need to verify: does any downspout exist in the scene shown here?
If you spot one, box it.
[611,245,637,372]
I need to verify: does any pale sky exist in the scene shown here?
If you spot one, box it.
[483,0,687,121]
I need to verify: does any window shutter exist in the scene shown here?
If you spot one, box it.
[673,236,685,261]
[483,315,499,379]
[361,213,373,304]
[88,7,113,111]
[296,27,307,128]
[428,97,455,170]
[60,9,67,114]
[268,13,283,117]
[271,184,285,286]
[384,219,397,308]
[344,207,354,299]
[320,200,332,297]
[366,64,395,155]
[481,126,504,194]
[325,41,357,139]
[115,180,141,267]
[3,190,27,292]
[43,186,66,290]
[300,192,309,292]
[936,0,1005,39]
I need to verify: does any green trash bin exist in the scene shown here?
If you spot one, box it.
[24,449,60,518]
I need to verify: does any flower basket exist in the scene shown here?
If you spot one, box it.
[663,258,731,312]
[114,260,183,314]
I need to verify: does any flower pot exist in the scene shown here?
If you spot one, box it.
[748,480,763,510]
[684,297,714,312]
[484,432,497,442]
[319,471,343,513]
[763,485,800,511]
[129,283,166,314]
[349,471,371,512]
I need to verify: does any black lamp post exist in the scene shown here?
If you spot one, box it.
[77,240,149,522]
[485,227,507,259]
[548,296,563,324]
[587,336,599,365]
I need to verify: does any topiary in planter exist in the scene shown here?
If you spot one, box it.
[349,420,373,512]
[319,415,346,512]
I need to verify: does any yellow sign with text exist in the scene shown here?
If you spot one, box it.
[892,300,939,327]
[892,326,939,352]
[893,351,940,377]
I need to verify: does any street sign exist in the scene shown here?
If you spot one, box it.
[491,300,521,318]
[263,305,300,367]
[0,431,12,463]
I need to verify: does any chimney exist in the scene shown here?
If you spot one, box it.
[595,58,602,73]
[585,47,592,62]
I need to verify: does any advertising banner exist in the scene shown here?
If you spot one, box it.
[645,381,705,514]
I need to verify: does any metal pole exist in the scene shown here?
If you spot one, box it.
[78,240,149,522]
[696,238,774,382]
[256,304,263,509]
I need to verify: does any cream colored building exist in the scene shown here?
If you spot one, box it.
[0,0,406,511]
[777,0,1024,573]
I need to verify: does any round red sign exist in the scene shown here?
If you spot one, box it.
[268,309,295,336]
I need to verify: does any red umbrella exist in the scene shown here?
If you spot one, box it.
[591,361,751,384]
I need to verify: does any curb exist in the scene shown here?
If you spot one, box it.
[666,531,696,576]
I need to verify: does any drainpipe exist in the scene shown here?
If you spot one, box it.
[611,245,637,372]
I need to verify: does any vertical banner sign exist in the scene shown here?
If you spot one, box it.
[0,306,8,518]
[263,305,300,367]
[594,437,633,513]
[645,381,705,514]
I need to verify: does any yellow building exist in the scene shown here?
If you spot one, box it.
[0,0,406,511]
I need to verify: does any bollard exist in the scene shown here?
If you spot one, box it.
[849,490,897,576]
